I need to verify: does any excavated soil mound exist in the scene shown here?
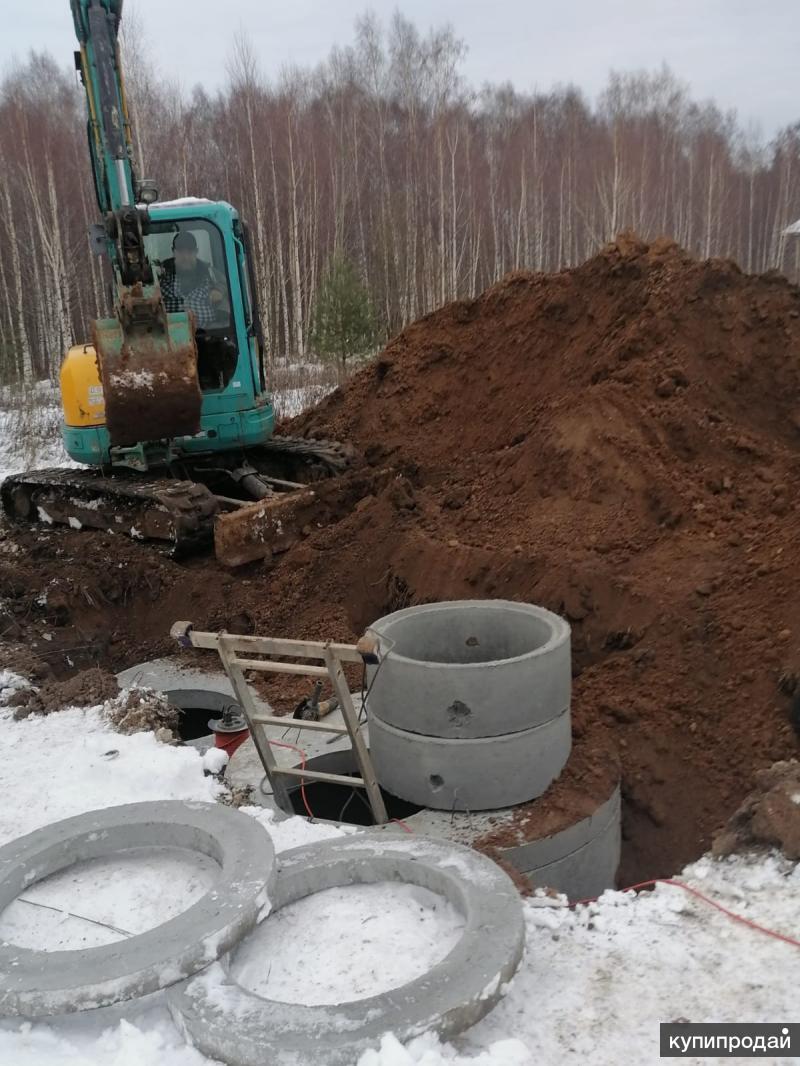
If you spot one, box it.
[10,666,119,718]
[714,761,800,861]
[2,235,800,882]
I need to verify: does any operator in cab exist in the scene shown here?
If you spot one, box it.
[159,230,228,328]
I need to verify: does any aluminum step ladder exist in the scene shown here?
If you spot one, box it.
[171,622,388,823]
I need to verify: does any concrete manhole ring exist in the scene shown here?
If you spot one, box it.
[168,836,526,1066]
[0,801,276,1017]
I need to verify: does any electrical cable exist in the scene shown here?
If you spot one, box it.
[571,877,800,950]
[267,738,314,819]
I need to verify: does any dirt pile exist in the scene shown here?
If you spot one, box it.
[10,666,119,718]
[104,687,180,737]
[3,234,800,881]
[714,761,800,860]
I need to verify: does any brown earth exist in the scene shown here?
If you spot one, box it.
[9,666,118,718]
[713,760,800,861]
[2,234,800,882]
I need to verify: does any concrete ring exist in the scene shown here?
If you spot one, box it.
[369,706,572,810]
[0,801,276,1017]
[367,600,571,738]
[168,836,525,1066]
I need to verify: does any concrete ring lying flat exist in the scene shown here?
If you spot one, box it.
[0,801,276,1017]
[168,836,526,1066]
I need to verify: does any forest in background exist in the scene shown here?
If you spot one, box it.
[0,11,799,383]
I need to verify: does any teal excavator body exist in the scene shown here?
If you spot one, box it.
[65,0,274,472]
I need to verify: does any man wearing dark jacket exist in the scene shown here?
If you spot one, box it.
[159,230,226,328]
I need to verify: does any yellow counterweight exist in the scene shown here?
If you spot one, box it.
[60,344,105,428]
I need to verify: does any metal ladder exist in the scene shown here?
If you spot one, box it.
[171,622,388,823]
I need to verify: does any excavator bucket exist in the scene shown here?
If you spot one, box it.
[214,490,320,567]
[93,285,202,447]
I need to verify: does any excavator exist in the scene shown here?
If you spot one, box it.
[1,0,350,566]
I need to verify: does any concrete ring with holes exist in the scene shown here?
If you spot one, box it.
[167,835,526,1066]
[0,801,276,1017]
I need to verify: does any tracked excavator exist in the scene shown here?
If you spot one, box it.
[1,0,351,566]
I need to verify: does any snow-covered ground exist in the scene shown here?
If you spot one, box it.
[0,383,77,479]
[0,681,797,1066]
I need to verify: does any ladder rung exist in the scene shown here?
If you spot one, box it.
[251,714,349,735]
[229,657,329,678]
[273,767,367,787]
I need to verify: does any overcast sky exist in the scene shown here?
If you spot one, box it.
[6,1,799,138]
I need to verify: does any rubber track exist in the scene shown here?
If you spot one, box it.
[255,434,354,474]
[0,468,217,555]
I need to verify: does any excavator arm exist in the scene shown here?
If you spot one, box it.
[71,0,202,446]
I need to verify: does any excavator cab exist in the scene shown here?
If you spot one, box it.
[61,199,274,472]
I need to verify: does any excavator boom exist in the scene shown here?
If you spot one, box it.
[71,0,202,446]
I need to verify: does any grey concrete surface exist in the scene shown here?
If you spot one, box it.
[168,836,525,1066]
[367,600,571,738]
[369,706,571,810]
[512,791,622,900]
[116,658,237,700]
[0,801,276,1016]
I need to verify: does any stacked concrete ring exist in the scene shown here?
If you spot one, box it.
[366,600,572,810]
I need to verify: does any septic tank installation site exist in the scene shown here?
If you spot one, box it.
[0,588,798,1065]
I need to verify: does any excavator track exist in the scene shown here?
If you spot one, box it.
[1,469,218,555]
[252,434,355,477]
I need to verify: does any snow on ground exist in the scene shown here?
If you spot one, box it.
[0,384,77,481]
[231,882,465,1005]
[0,697,797,1066]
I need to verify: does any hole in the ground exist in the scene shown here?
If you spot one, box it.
[161,688,241,743]
[275,751,422,826]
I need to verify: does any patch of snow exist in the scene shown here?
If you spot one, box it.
[201,748,229,776]
[0,848,218,950]
[0,385,79,481]
[358,1032,533,1066]
[230,882,465,1005]
[0,704,222,845]
[0,671,29,705]
[67,516,82,530]
[151,197,214,207]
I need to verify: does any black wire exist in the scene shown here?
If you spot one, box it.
[358,653,387,723]
[338,787,359,822]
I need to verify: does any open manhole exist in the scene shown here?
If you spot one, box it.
[275,751,423,826]
[161,688,242,743]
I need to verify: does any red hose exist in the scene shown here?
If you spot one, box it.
[268,739,314,819]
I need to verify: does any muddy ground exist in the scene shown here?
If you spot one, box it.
[2,234,800,883]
